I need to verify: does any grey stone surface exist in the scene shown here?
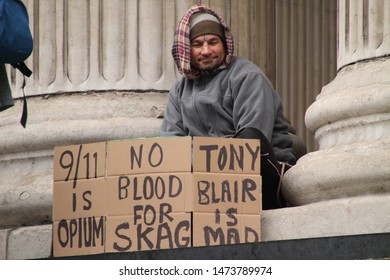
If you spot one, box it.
[7,225,52,260]
[0,229,10,259]
[261,194,390,241]
[0,153,53,228]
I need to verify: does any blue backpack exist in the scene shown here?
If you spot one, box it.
[0,0,33,127]
[0,0,33,65]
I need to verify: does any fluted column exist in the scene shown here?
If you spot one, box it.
[283,0,390,205]
[0,0,263,229]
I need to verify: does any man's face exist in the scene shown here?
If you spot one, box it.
[190,35,226,71]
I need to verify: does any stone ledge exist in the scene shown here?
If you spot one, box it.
[0,91,166,154]
[3,195,390,259]
[6,225,52,260]
[0,229,11,259]
[261,194,390,241]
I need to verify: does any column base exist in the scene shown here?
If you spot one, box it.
[282,58,390,205]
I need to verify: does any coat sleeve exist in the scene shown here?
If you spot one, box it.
[230,72,276,140]
[231,71,296,164]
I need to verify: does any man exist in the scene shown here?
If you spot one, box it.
[161,4,298,209]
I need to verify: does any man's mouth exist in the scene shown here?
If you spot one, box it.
[200,57,217,63]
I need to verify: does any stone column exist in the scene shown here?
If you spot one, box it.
[283,0,390,205]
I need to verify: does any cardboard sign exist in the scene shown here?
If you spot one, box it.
[191,137,262,247]
[106,137,192,176]
[192,213,260,247]
[52,216,105,257]
[52,136,262,257]
[193,137,261,174]
[53,142,106,182]
[192,173,261,214]
[105,173,192,216]
[105,213,191,253]
[53,178,106,221]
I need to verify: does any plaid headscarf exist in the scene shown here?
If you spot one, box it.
[172,4,234,79]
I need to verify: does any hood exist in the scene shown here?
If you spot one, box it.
[171,4,234,79]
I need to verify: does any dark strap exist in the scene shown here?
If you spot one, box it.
[10,62,32,128]
[20,76,28,128]
[11,62,32,77]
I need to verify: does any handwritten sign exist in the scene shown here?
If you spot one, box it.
[52,142,107,257]
[106,173,191,252]
[53,142,106,182]
[106,137,192,176]
[192,137,262,247]
[192,173,261,214]
[105,173,191,216]
[105,213,191,252]
[193,213,260,246]
[53,178,106,220]
[103,137,192,253]
[52,216,105,257]
[52,136,262,257]
[193,137,261,174]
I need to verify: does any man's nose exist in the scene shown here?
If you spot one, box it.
[200,43,212,55]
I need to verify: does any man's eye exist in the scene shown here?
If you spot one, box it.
[208,40,220,46]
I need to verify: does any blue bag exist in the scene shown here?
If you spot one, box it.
[0,0,33,127]
[0,0,33,64]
